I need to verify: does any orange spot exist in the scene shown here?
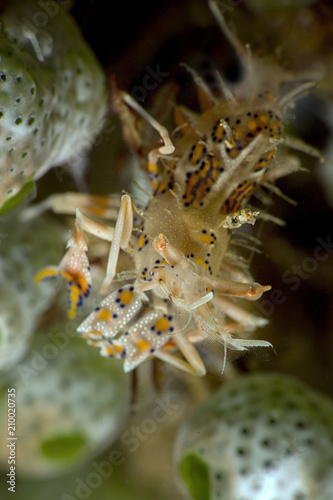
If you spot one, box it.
[229,149,239,159]
[190,142,206,165]
[195,257,206,268]
[137,339,150,351]
[104,345,116,356]
[84,330,103,338]
[98,309,112,321]
[118,289,134,306]
[163,339,176,350]
[247,119,257,131]
[87,340,100,348]
[113,344,125,355]
[148,162,158,174]
[137,232,146,249]
[214,121,225,141]
[155,316,170,332]
[200,233,214,245]
[259,114,269,124]
[233,125,243,140]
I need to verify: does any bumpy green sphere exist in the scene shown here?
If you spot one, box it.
[0,333,130,478]
[0,214,65,371]
[175,372,333,500]
[0,0,108,215]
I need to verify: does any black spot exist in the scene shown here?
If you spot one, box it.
[240,426,252,437]
[267,415,278,426]
[263,459,275,470]
[286,400,298,410]
[295,419,308,430]
[261,438,273,448]
[215,471,225,481]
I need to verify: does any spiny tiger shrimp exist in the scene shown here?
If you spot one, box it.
[27,1,322,377]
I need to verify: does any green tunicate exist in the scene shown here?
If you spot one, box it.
[175,373,333,500]
[0,0,107,215]
[180,453,210,500]
[41,434,86,460]
[0,178,35,216]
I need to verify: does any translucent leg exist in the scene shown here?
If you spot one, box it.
[211,277,271,301]
[212,295,269,330]
[21,192,120,221]
[121,92,175,156]
[100,194,133,295]
[154,332,207,377]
